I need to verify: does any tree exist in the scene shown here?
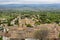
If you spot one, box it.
[58,32,60,38]
[35,21,40,25]
[45,19,51,23]
[26,24,33,28]
[54,19,60,24]
[15,19,19,25]
[40,14,47,24]
[0,36,2,40]
[34,28,49,40]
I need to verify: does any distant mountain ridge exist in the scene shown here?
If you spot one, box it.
[0,4,60,10]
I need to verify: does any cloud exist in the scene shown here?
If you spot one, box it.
[0,0,60,4]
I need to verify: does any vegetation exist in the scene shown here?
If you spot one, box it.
[15,19,19,25]
[26,24,33,28]
[0,10,60,26]
[35,21,40,25]
[0,10,60,40]
[0,36,2,40]
[59,33,60,38]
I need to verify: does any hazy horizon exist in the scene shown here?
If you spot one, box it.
[0,0,60,4]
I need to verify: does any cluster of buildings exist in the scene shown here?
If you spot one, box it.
[0,16,60,40]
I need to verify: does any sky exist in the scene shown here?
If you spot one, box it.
[0,0,60,4]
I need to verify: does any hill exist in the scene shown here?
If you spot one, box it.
[0,4,60,11]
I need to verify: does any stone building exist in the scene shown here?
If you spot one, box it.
[0,16,60,40]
